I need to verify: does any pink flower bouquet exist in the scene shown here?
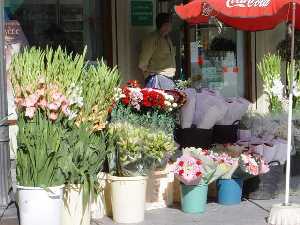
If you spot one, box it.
[173,155,204,185]
[210,144,270,179]
[239,152,270,176]
[173,147,233,185]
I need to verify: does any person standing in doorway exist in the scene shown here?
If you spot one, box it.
[139,13,176,89]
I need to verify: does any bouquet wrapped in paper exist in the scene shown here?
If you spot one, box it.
[211,144,270,180]
[173,147,232,185]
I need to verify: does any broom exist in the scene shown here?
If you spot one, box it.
[268,2,300,225]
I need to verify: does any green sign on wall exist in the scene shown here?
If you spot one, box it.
[131,1,153,26]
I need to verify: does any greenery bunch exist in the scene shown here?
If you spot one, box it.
[108,122,176,177]
[110,103,176,134]
[16,111,66,187]
[258,53,284,112]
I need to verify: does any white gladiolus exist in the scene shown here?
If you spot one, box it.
[270,79,284,99]
[172,103,178,108]
[293,81,300,97]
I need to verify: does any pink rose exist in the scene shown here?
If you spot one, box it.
[47,102,60,111]
[49,112,58,121]
[248,164,259,176]
[25,107,36,119]
[260,161,270,174]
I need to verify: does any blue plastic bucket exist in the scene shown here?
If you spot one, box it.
[180,183,208,213]
[217,178,243,205]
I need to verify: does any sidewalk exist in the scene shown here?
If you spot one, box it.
[2,194,299,225]
[97,194,300,225]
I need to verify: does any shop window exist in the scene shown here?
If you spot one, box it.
[188,24,246,97]
[5,0,112,62]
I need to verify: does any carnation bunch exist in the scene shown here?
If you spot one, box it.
[173,155,203,185]
[121,87,181,112]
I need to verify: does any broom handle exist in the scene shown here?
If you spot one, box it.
[285,1,296,206]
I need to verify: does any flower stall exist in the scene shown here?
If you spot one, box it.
[7,47,296,224]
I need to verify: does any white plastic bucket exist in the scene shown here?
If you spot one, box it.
[91,172,112,219]
[109,175,147,224]
[146,169,174,210]
[62,185,90,225]
[17,185,64,225]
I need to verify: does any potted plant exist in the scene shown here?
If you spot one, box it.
[106,83,184,223]
[110,102,178,210]
[61,56,120,225]
[10,47,82,225]
[107,122,149,224]
[173,147,232,214]
[61,124,109,225]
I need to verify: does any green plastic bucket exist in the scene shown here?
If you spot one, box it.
[180,183,208,214]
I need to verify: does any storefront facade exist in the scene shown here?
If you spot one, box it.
[4,0,288,159]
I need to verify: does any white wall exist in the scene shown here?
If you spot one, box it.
[113,0,156,84]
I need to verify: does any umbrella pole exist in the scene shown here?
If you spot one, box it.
[285,1,296,207]
[268,3,300,225]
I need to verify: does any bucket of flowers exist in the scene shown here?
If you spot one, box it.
[211,144,270,205]
[172,147,232,214]
[10,47,120,225]
[104,80,186,222]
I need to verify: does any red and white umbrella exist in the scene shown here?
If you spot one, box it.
[175,0,300,31]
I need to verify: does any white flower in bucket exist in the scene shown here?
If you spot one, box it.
[271,78,284,100]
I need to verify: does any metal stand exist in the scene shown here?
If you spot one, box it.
[0,0,11,209]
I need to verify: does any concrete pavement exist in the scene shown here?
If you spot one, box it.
[2,194,300,225]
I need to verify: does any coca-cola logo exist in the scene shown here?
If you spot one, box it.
[202,3,213,16]
[226,0,271,8]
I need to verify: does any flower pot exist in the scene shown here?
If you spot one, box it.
[217,178,243,205]
[109,175,147,224]
[173,178,181,204]
[91,172,112,219]
[146,169,174,210]
[62,184,90,225]
[17,185,64,225]
[180,183,208,214]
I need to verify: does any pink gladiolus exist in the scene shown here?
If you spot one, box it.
[61,102,69,114]
[38,76,46,84]
[35,88,46,97]
[51,92,63,101]
[25,107,36,119]
[15,97,24,107]
[47,102,60,111]
[49,112,58,121]
[38,98,47,109]
[24,94,39,107]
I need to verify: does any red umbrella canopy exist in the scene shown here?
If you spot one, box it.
[175,0,300,31]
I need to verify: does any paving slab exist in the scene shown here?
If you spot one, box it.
[93,194,300,225]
